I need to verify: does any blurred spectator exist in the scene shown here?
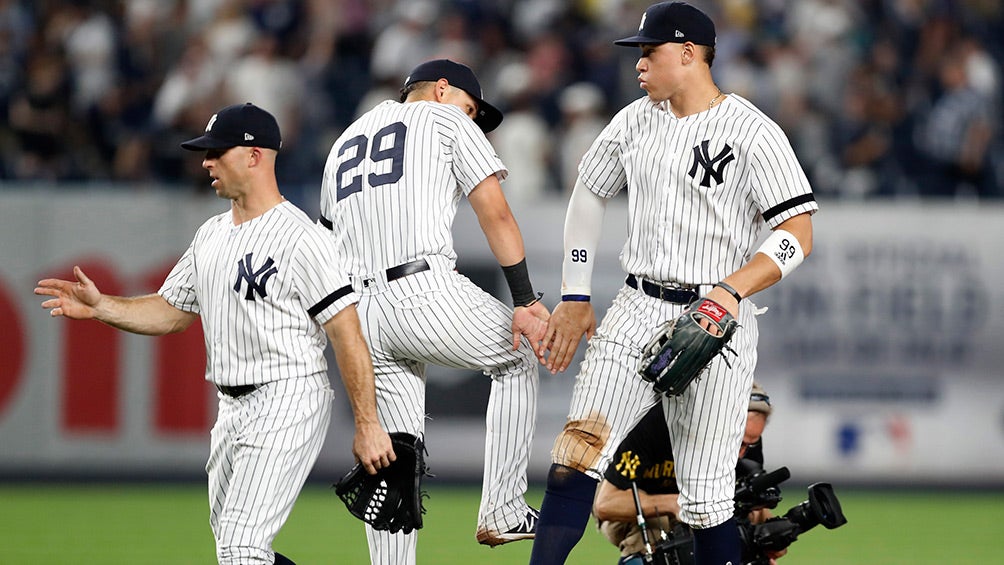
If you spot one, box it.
[491,61,551,204]
[223,33,303,140]
[522,32,574,127]
[369,0,436,83]
[203,0,259,67]
[222,33,307,182]
[428,6,481,65]
[149,37,221,183]
[6,50,72,180]
[55,2,118,115]
[915,46,998,198]
[0,0,33,111]
[555,81,606,193]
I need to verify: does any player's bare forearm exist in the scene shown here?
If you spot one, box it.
[468,176,528,266]
[543,300,596,374]
[512,301,550,361]
[324,306,394,473]
[325,306,380,424]
[35,265,195,335]
[593,480,681,522]
[715,213,814,315]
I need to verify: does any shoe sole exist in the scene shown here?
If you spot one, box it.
[476,531,535,547]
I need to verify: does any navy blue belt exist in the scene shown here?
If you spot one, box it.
[386,258,430,281]
[626,274,698,305]
[217,384,260,398]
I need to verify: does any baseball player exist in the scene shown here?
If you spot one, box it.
[531,3,817,565]
[318,59,549,564]
[35,103,394,565]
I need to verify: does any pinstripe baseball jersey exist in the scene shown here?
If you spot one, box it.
[318,100,507,273]
[318,97,540,562]
[159,201,357,386]
[578,94,818,285]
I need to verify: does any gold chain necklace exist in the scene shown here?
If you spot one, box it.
[709,88,724,110]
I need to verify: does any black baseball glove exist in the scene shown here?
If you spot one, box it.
[638,297,739,395]
[334,432,431,534]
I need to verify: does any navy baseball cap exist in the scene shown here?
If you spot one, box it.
[614,2,716,47]
[403,59,503,133]
[181,103,282,151]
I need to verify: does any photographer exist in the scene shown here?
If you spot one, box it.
[593,383,785,564]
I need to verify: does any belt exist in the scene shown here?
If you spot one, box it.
[216,384,260,398]
[386,258,430,282]
[626,274,698,305]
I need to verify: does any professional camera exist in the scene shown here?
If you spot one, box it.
[630,460,846,565]
[733,458,789,515]
[647,523,696,565]
[734,459,848,565]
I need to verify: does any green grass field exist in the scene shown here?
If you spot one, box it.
[1,483,1001,564]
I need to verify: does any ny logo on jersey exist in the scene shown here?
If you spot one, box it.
[234,252,278,301]
[688,140,736,188]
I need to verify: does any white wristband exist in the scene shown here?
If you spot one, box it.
[756,229,804,279]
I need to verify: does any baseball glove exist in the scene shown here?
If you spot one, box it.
[638,297,739,396]
[334,432,431,534]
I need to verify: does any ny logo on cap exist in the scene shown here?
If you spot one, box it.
[205,113,218,132]
[638,12,647,31]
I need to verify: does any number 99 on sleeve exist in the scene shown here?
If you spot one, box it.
[570,249,588,263]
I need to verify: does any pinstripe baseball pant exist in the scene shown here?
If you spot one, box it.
[552,283,758,528]
[207,373,332,564]
[354,255,539,565]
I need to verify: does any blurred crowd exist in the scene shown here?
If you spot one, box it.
[1,0,1002,202]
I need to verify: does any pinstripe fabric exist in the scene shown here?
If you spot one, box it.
[320,100,507,274]
[159,201,352,561]
[208,374,332,563]
[320,100,538,563]
[357,258,539,565]
[554,93,816,530]
[578,94,817,285]
[160,202,357,386]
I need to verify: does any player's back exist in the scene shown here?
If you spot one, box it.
[319,99,504,275]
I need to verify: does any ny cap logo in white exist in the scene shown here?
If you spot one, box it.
[638,12,646,31]
[675,30,685,38]
[205,113,218,132]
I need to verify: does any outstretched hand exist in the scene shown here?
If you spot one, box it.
[512,301,550,362]
[542,300,596,374]
[34,266,101,319]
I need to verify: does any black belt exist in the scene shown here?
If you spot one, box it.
[386,258,430,282]
[216,384,260,398]
[626,274,698,305]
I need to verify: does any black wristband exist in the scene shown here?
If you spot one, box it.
[501,258,536,307]
[715,281,743,302]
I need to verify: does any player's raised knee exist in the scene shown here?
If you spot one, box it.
[551,417,611,473]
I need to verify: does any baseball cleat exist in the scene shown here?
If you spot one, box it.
[477,508,539,547]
